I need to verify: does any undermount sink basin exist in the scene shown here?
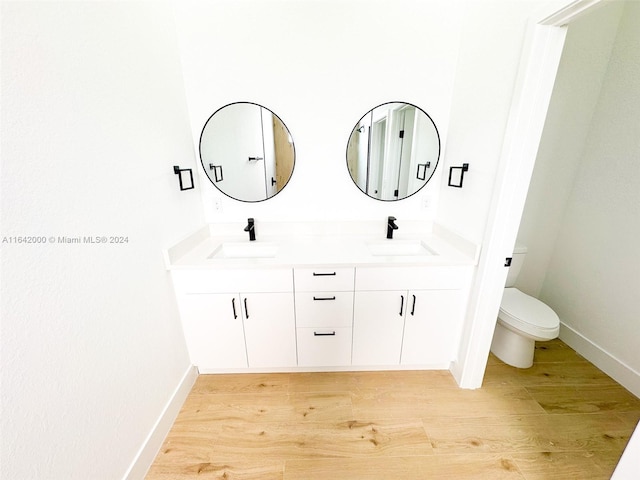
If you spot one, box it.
[367,240,436,257]
[208,242,278,259]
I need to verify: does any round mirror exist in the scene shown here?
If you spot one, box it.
[200,102,295,202]
[346,102,440,201]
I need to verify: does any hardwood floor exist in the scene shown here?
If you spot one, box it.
[146,339,640,479]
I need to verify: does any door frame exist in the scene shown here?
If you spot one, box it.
[452,0,607,388]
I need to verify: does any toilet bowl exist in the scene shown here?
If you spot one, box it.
[490,245,560,368]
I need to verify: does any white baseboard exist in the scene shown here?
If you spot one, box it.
[559,323,640,398]
[123,365,198,480]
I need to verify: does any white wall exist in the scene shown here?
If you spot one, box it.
[173,0,565,240]
[516,1,625,296]
[0,2,204,479]
[172,0,462,224]
[541,1,640,380]
[437,0,567,243]
[517,1,640,391]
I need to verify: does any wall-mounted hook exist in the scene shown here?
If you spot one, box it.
[173,166,194,191]
[448,163,469,188]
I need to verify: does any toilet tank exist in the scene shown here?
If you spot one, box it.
[505,244,527,287]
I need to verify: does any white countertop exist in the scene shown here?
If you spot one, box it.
[164,221,481,270]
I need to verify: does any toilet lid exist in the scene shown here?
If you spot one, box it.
[500,288,559,334]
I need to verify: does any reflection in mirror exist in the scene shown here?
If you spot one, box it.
[346,102,440,201]
[200,102,295,202]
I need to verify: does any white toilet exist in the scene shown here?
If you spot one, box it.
[490,245,560,368]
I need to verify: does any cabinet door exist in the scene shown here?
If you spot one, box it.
[178,293,248,369]
[242,292,297,368]
[401,290,464,366]
[352,290,406,366]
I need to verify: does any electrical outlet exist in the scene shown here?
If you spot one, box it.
[213,197,223,213]
[421,196,431,211]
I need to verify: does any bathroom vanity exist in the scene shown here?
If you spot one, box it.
[165,221,479,374]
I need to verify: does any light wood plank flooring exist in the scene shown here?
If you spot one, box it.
[146,339,640,479]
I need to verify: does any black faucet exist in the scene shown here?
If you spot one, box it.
[387,216,398,239]
[244,218,256,241]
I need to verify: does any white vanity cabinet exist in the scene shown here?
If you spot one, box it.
[171,268,297,371]
[294,267,354,367]
[353,266,471,367]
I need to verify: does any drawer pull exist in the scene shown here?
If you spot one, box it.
[312,272,336,276]
[313,296,336,301]
[314,331,336,336]
[399,295,405,316]
[244,297,249,319]
[411,295,416,316]
[231,297,238,319]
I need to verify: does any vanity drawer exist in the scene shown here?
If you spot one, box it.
[355,266,471,291]
[294,267,355,292]
[172,268,293,294]
[295,292,354,328]
[296,327,352,367]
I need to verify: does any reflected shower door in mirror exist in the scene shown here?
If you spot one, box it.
[200,102,295,202]
[347,102,440,201]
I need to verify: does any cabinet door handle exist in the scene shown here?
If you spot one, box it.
[411,295,416,316]
[314,331,336,336]
[231,297,238,319]
[312,272,336,276]
[313,296,336,301]
[243,297,249,319]
[399,295,405,316]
